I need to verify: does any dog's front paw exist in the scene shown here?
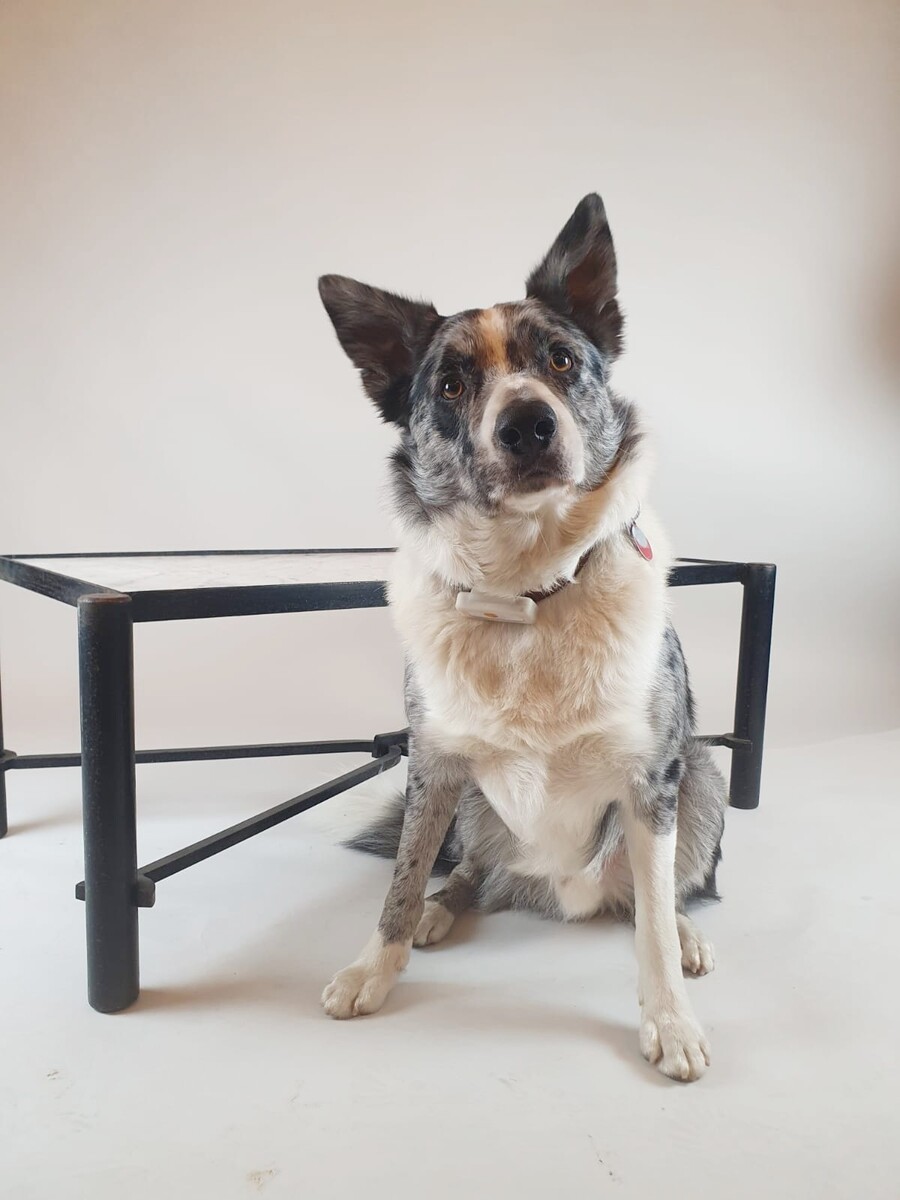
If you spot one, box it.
[413,899,455,947]
[321,963,395,1018]
[640,1006,710,1082]
[321,935,409,1020]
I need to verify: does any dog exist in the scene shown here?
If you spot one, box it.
[317,194,726,1082]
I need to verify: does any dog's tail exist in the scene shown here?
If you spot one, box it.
[344,792,459,875]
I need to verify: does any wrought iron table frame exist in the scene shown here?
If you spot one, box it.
[0,548,775,1013]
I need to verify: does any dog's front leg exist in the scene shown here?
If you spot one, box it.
[322,751,464,1019]
[622,796,711,1081]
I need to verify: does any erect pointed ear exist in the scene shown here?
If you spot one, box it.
[318,274,442,425]
[525,194,623,358]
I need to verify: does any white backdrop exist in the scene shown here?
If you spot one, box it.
[1,0,898,763]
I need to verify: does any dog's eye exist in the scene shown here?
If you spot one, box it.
[441,377,464,400]
[549,348,574,373]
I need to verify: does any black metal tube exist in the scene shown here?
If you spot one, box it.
[668,562,745,587]
[693,734,751,750]
[9,737,380,771]
[0,646,7,839]
[729,564,777,809]
[77,594,140,1012]
[138,749,402,884]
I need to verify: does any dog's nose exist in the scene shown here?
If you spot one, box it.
[495,400,558,457]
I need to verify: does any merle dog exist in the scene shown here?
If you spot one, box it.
[318,195,726,1081]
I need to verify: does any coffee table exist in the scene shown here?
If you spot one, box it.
[0,549,775,1012]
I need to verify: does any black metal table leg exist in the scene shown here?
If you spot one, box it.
[728,564,777,810]
[78,594,140,1012]
[0,648,7,839]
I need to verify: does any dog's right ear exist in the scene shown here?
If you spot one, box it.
[318,275,442,425]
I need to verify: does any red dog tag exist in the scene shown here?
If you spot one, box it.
[629,521,653,561]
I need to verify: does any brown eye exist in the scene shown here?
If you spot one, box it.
[549,348,574,373]
[441,377,464,400]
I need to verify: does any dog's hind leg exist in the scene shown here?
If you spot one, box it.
[676,911,715,977]
[414,860,481,947]
[322,750,467,1019]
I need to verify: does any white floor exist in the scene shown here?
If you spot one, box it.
[3,731,898,1199]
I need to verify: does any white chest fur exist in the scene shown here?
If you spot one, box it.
[473,739,621,872]
[389,510,670,892]
[391,520,668,752]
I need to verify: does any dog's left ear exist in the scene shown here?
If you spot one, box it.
[318,274,442,426]
[526,194,623,358]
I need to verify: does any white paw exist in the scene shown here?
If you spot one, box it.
[321,935,408,1020]
[640,1007,711,1081]
[677,914,715,976]
[413,900,455,947]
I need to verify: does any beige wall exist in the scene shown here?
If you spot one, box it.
[1,0,898,759]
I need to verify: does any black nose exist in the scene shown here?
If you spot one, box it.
[495,400,558,458]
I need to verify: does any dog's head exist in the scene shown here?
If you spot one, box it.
[319,194,638,520]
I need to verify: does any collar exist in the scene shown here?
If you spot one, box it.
[522,543,595,604]
[452,511,651,625]
[518,507,652,603]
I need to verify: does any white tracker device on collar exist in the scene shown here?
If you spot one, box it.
[455,590,538,625]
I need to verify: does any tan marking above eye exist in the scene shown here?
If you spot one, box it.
[549,348,574,373]
[477,308,510,371]
[441,377,464,400]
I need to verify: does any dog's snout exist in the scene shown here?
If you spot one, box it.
[495,400,558,458]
